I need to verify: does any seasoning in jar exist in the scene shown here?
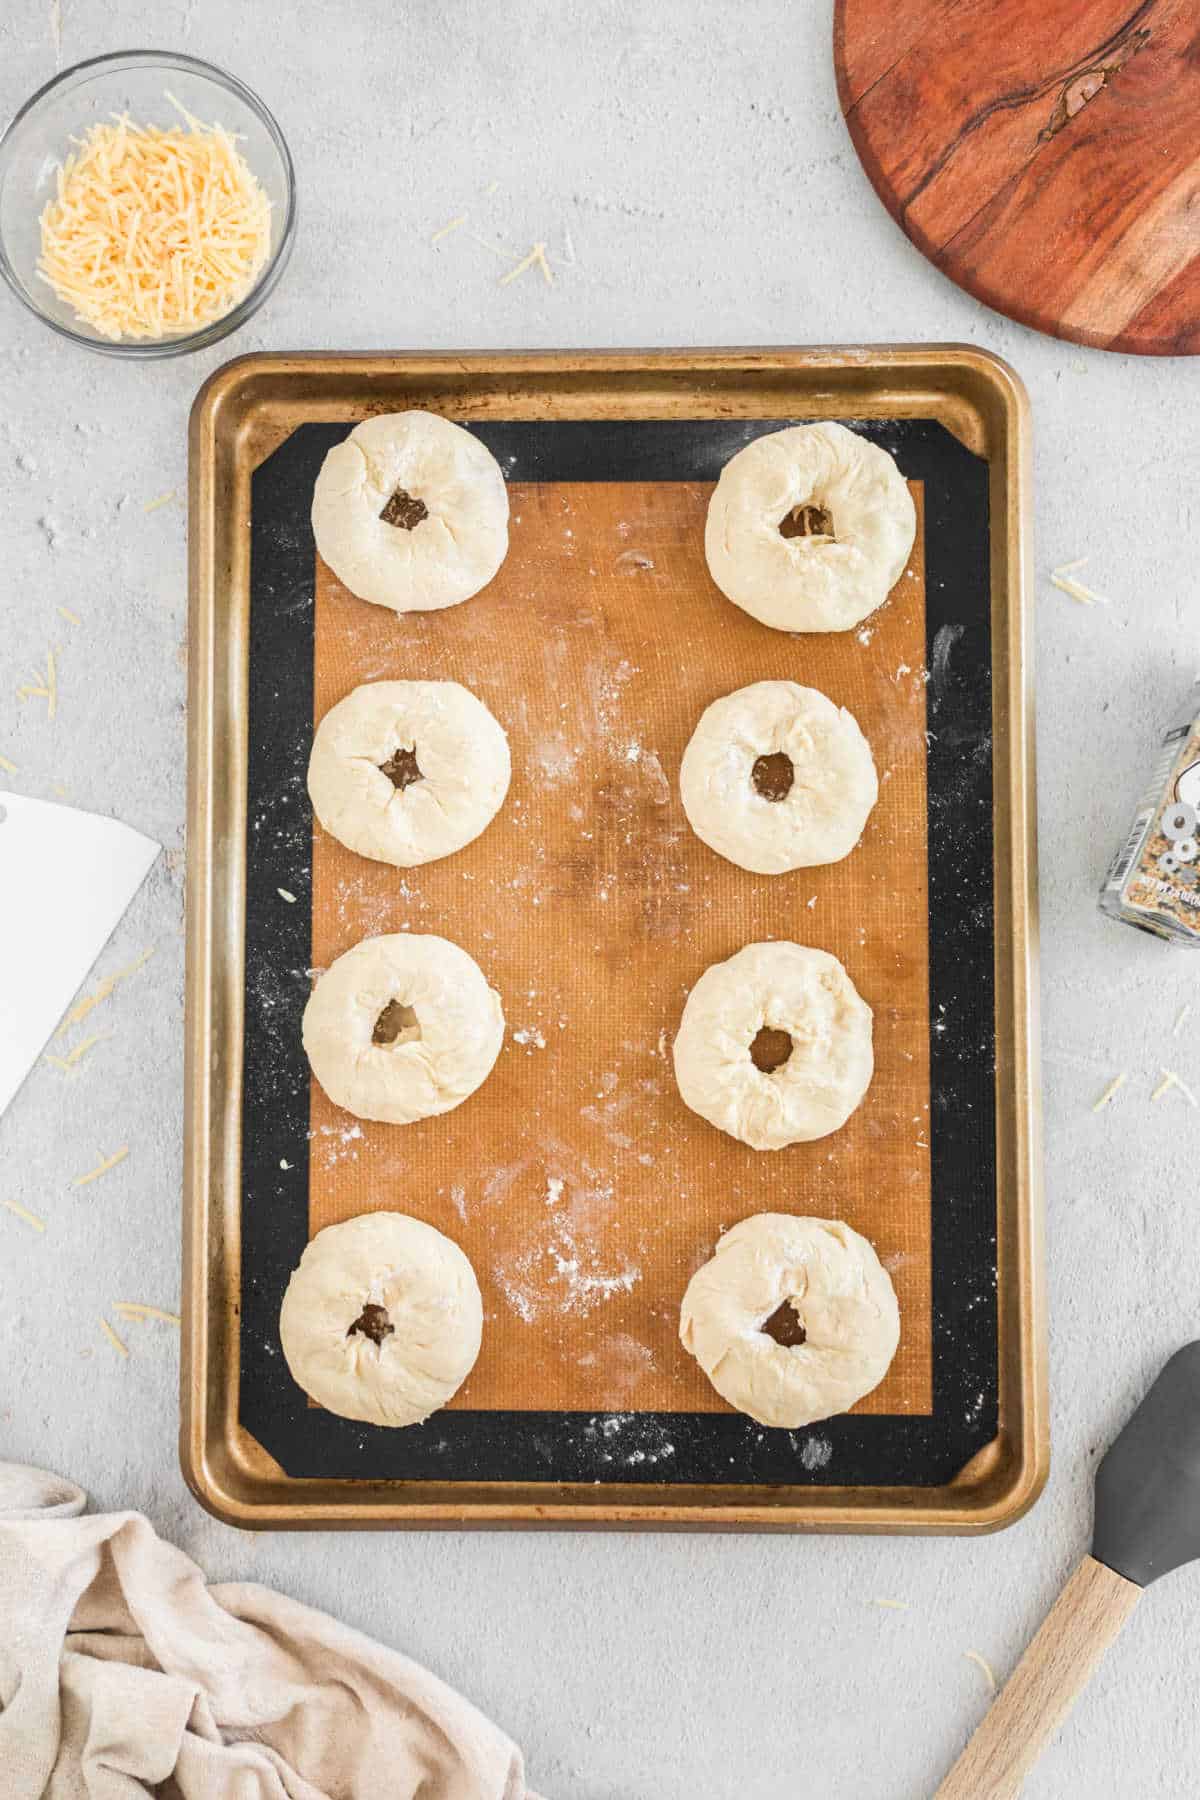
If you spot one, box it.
[1100,680,1200,942]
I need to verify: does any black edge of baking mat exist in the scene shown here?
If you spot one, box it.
[241,418,996,1487]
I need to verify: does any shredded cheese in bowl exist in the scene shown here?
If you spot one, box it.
[37,96,272,342]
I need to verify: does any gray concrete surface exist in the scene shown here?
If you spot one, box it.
[3,4,1200,1795]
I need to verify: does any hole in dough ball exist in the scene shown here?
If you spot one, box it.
[378,745,423,791]
[749,1026,793,1073]
[379,487,429,530]
[347,1301,395,1344]
[761,1299,807,1347]
[373,1000,421,1046]
[779,502,834,541]
[750,751,794,803]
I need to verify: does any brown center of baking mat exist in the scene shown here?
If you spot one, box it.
[308,479,931,1418]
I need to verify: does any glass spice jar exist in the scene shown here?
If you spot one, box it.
[1100,678,1200,942]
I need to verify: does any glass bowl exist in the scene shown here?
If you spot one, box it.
[0,49,295,357]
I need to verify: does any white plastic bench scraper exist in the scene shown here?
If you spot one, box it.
[0,792,160,1121]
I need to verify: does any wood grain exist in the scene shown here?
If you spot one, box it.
[835,0,1200,354]
[935,1556,1142,1798]
[308,478,933,1415]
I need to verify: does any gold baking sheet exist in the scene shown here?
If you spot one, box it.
[183,348,1044,1530]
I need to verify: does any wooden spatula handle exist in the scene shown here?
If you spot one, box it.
[935,1555,1141,1799]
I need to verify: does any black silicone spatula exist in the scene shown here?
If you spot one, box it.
[937,1343,1200,1798]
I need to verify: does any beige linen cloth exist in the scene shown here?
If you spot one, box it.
[0,1463,539,1800]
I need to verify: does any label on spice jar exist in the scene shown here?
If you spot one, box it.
[1101,680,1200,942]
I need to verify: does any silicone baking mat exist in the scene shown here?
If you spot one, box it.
[239,417,995,1486]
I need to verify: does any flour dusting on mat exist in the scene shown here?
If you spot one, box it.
[308,1121,363,1168]
[493,1169,641,1323]
[532,732,579,782]
[585,655,638,739]
[597,1332,657,1406]
[636,749,671,806]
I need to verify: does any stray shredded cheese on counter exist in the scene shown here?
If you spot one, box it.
[99,1318,129,1358]
[3,1199,46,1232]
[143,490,177,513]
[19,649,57,719]
[1174,1003,1191,1038]
[964,1649,997,1692]
[1152,1068,1197,1107]
[58,947,153,1034]
[73,1146,129,1187]
[431,214,466,244]
[872,1598,909,1611]
[45,1031,109,1072]
[499,241,554,287]
[1092,1072,1126,1112]
[1050,558,1108,606]
[0,753,17,775]
[38,100,271,343]
[114,1301,180,1326]
[58,606,81,625]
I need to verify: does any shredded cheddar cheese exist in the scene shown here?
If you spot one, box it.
[38,101,271,342]
[1152,1068,1197,1107]
[114,1302,181,1326]
[1050,557,1108,606]
[45,1031,109,1072]
[2,1199,46,1232]
[73,1146,129,1188]
[18,649,57,719]
[964,1649,997,1692]
[1091,1072,1126,1112]
[58,947,153,1034]
[499,241,554,287]
[99,1318,129,1358]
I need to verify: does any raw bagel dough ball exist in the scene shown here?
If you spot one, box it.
[311,411,509,614]
[704,421,916,633]
[672,941,872,1150]
[679,1213,899,1428]
[280,1212,483,1427]
[308,679,510,868]
[679,680,877,874]
[303,933,504,1125]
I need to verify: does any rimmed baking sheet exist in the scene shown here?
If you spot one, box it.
[184,350,1043,1529]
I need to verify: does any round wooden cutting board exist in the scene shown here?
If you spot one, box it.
[834,0,1200,355]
